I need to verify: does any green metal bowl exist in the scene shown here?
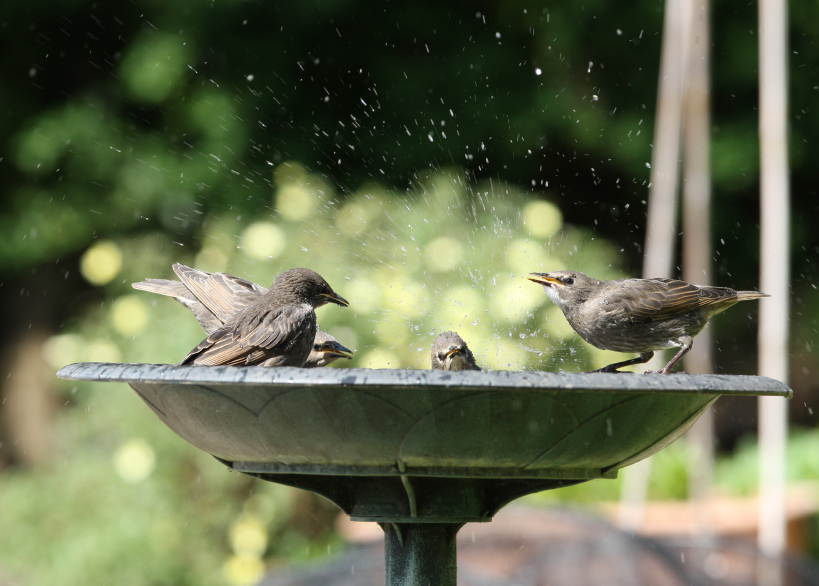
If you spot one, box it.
[57,362,790,523]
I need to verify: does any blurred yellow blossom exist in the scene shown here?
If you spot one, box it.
[223,555,265,586]
[111,295,149,336]
[42,334,85,369]
[113,439,156,483]
[195,244,230,273]
[229,516,268,558]
[80,240,122,286]
[86,339,121,363]
[242,222,286,260]
[424,236,463,272]
[522,200,562,239]
[277,183,318,221]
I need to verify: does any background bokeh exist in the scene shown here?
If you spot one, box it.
[0,0,817,584]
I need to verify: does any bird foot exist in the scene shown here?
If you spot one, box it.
[588,366,624,373]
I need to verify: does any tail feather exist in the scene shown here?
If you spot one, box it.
[132,279,193,301]
[133,278,224,334]
[736,291,770,300]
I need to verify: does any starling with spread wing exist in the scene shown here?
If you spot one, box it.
[133,265,352,367]
[178,268,348,367]
[527,270,768,374]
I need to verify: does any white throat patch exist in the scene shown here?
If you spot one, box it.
[543,285,563,307]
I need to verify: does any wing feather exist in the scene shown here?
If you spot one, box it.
[133,278,223,334]
[181,303,312,366]
[612,278,737,322]
[173,264,260,323]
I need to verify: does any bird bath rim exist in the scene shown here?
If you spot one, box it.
[57,362,792,397]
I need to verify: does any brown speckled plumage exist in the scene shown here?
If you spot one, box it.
[175,267,348,367]
[527,270,768,374]
[133,265,352,367]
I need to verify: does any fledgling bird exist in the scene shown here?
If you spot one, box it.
[527,270,768,374]
[300,329,354,368]
[431,331,482,371]
[179,268,348,367]
[133,265,353,367]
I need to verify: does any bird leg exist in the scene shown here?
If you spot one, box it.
[645,339,693,374]
[589,352,654,373]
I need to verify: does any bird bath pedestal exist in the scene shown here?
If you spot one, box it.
[57,363,791,586]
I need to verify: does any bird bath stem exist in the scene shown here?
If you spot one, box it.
[57,363,792,586]
[382,522,460,586]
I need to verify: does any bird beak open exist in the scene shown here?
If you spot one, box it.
[320,342,354,359]
[445,347,463,359]
[321,292,349,307]
[527,273,562,287]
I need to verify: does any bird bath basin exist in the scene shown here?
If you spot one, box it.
[57,363,791,585]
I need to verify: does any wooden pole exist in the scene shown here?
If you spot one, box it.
[757,0,790,581]
[681,0,714,537]
[621,0,688,532]
[643,0,686,282]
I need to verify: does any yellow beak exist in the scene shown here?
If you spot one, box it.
[526,273,562,287]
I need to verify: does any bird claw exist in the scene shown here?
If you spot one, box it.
[588,366,624,373]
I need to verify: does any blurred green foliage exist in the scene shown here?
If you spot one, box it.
[40,165,631,373]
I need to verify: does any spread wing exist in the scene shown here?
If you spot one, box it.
[181,303,314,366]
[173,263,268,323]
[132,278,195,302]
[613,278,737,323]
[132,278,223,334]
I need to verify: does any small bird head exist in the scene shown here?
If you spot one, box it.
[431,331,479,371]
[306,331,354,367]
[526,270,596,308]
[273,268,349,308]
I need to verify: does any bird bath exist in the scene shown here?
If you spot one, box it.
[57,363,791,586]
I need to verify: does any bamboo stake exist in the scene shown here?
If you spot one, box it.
[757,0,790,580]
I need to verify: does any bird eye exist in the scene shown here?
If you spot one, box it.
[565,277,574,285]
[313,344,321,351]
[316,284,325,293]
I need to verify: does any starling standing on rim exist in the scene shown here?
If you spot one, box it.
[180,268,348,367]
[431,331,482,371]
[133,265,353,367]
[527,270,768,374]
